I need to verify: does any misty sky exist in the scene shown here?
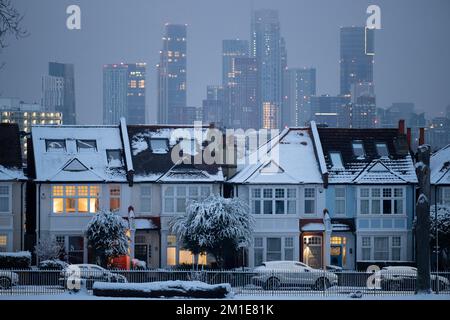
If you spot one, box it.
[0,0,449,124]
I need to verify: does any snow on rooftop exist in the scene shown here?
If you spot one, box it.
[0,165,26,181]
[302,223,325,232]
[31,126,128,182]
[431,144,450,185]
[229,128,323,184]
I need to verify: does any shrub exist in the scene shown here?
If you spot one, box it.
[0,251,31,269]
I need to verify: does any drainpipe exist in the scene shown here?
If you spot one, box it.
[20,181,25,250]
[435,185,439,293]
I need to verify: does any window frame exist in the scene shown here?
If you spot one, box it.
[45,139,66,152]
[140,185,152,213]
[250,187,297,215]
[51,184,100,215]
[163,185,211,214]
[109,184,121,212]
[0,184,11,214]
[359,235,404,261]
[375,142,389,157]
[76,139,97,152]
[352,140,365,158]
[334,187,346,215]
[329,151,344,169]
[358,186,405,216]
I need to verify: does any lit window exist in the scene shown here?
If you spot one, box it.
[376,142,389,157]
[352,141,365,158]
[0,235,7,248]
[109,185,121,212]
[51,185,99,214]
[77,140,97,152]
[46,139,66,152]
[329,152,344,169]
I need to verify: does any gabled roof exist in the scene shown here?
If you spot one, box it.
[431,144,450,185]
[127,125,224,183]
[229,127,324,184]
[0,123,25,181]
[31,125,128,182]
[317,128,417,184]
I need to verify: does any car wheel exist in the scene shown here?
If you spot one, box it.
[315,278,330,290]
[0,277,12,290]
[264,277,280,290]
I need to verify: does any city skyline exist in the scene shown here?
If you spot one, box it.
[0,0,449,125]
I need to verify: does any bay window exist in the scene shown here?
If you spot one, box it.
[52,185,100,214]
[359,187,404,215]
[166,234,207,266]
[250,187,297,215]
[163,185,211,213]
[0,235,7,252]
[359,235,403,261]
[253,236,296,265]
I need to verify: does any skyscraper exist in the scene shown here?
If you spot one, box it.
[42,62,76,124]
[340,27,374,96]
[225,57,258,129]
[202,85,225,127]
[311,95,350,127]
[157,24,187,124]
[251,9,283,129]
[222,40,249,87]
[102,63,146,125]
[282,68,316,127]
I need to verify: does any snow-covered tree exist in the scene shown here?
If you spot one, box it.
[169,195,254,268]
[430,204,450,269]
[85,210,130,267]
[34,236,64,262]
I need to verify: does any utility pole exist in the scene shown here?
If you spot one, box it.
[415,144,431,294]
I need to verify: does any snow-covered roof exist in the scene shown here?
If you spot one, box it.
[134,218,158,230]
[0,165,26,181]
[229,128,324,184]
[127,125,224,183]
[317,128,417,184]
[431,144,450,185]
[31,125,128,182]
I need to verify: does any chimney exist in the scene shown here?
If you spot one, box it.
[419,127,425,145]
[398,119,405,134]
[406,128,412,147]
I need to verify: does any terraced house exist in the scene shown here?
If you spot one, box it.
[0,124,26,252]
[229,123,329,268]
[317,123,418,270]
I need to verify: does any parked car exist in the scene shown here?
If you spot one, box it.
[251,261,338,290]
[377,266,449,292]
[0,271,19,289]
[59,264,127,289]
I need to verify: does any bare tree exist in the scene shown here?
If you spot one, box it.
[0,0,27,47]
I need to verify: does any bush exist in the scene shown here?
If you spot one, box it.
[0,251,31,269]
[38,259,69,270]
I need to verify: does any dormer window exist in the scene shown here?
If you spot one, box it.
[45,139,66,152]
[76,140,97,152]
[376,142,389,157]
[149,138,169,154]
[106,149,123,167]
[352,141,365,158]
[329,152,344,169]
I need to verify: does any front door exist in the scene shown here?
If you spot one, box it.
[302,236,322,269]
[135,244,148,264]
[330,246,343,267]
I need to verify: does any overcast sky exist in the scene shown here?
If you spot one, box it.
[0,0,449,124]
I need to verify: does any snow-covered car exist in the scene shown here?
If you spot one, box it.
[251,261,338,290]
[59,264,127,289]
[0,271,19,289]
[377,266,449,291]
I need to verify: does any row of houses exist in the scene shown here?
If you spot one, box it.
[0,119,449,270]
